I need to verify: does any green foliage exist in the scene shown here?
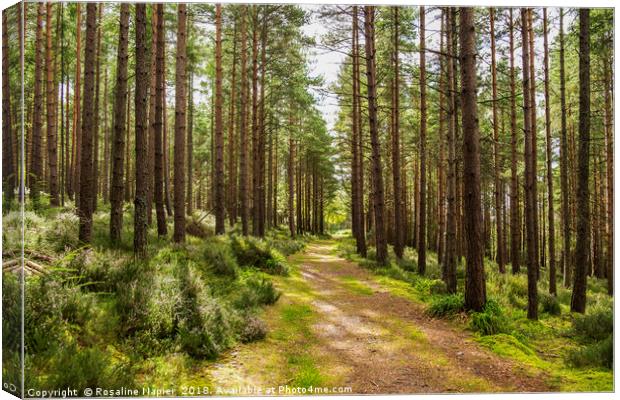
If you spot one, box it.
[470,299,510,336]
[239,316,268,343]
[114,261,182,342]
[427,294,465,317]
[42,341,134,392]
[203,238,239,278]
[572,304,613,342]
[567,335,613,369]
[177,265,234,359]
[539,293,561,315]
[234,275,281,309]
[230,235,289,275]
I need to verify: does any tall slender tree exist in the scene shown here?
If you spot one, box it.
[352,5,366,256]
[571,9,591,314]
[214,3,225,234]
[134,3,149,256]
[239,6,249,235]
[489,8,504,273]
[418,6,427,273]
[391,6,404,260]
[521,8,538,320]
[46,2,59,206]
[109,4,130,243]
[154,4,167,236]
[509,9,520,275]
[364,6,387,265]
[2,10,15,206]
[31,3,45,201]
[460,7,486,311]
[173,4,187,242]
[559,9,571,288]
[77,3,98,243]
[543,9,556,295]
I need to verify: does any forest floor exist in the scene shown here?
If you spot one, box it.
[205,239,553,394]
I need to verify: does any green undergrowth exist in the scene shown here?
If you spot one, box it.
[3,204,307,394]
[336,236,613,392]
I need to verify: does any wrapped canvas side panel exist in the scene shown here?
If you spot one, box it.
[3,2,25,398]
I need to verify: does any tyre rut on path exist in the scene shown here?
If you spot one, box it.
[209,239,552,394]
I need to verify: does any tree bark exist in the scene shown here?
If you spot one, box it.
[187,70,194,215]
[391,6,404,260]
[147,6,158,224]
[417,6,427,272]
[31,3,45,202]
[77,3,97,243]
[72,4,82,203]
[214,4,225,234]
[154,4,167,236]
[134,3,149,256]
[2,9,15,206]
[509,9,520,275]
[460,7,486,311]
[363,6,387,265]
[543,9,556,295]
[521,8,538,320]
[490,8,504,273]
[173,4,187,242]
[443,7,457,294]
[92,4,102,212]
[228,21,238,226]
[559,9,571,288]
[239,6,249,235]
[109,3,129,243]
[571,9,591,314]
[603,56,613,295]
[352,5,366,256]
[46,2,59,206]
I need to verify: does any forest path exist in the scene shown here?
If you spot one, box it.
[207,239,551,394]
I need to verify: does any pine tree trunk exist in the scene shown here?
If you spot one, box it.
[288,113,295,237]
[46,2,59,206]
[490,8,504,273]
[72,4,82,203]
[521,8,538,320]
[147,6,158,224]
[187,71,194,215]
[228,22,238,226]
[257,17,268,237]
[558,10,571,287]
[124,90,132,203]
[509,9,520,275]
[352,6,366,256]
[134,3,149,256]
[31,3,45,202]
[391,6,404,259]
[603,59,613,295]
[443,7,457,293]
[214,4,225,234]
[173,4,187,242]
[2,9,14,206]
[239,7,249,235]
[460,7,486,311]
[543,9,556,294]
[251,6,260,236]
[102,67,109,203]
[571,9,591,313]
[77,3,97,243]
[363,6,387,265]
[109,4,129,242]
[417,6,427,272]
[154,4,167,236]
[92,4,102,211]
[528,10,540,274]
